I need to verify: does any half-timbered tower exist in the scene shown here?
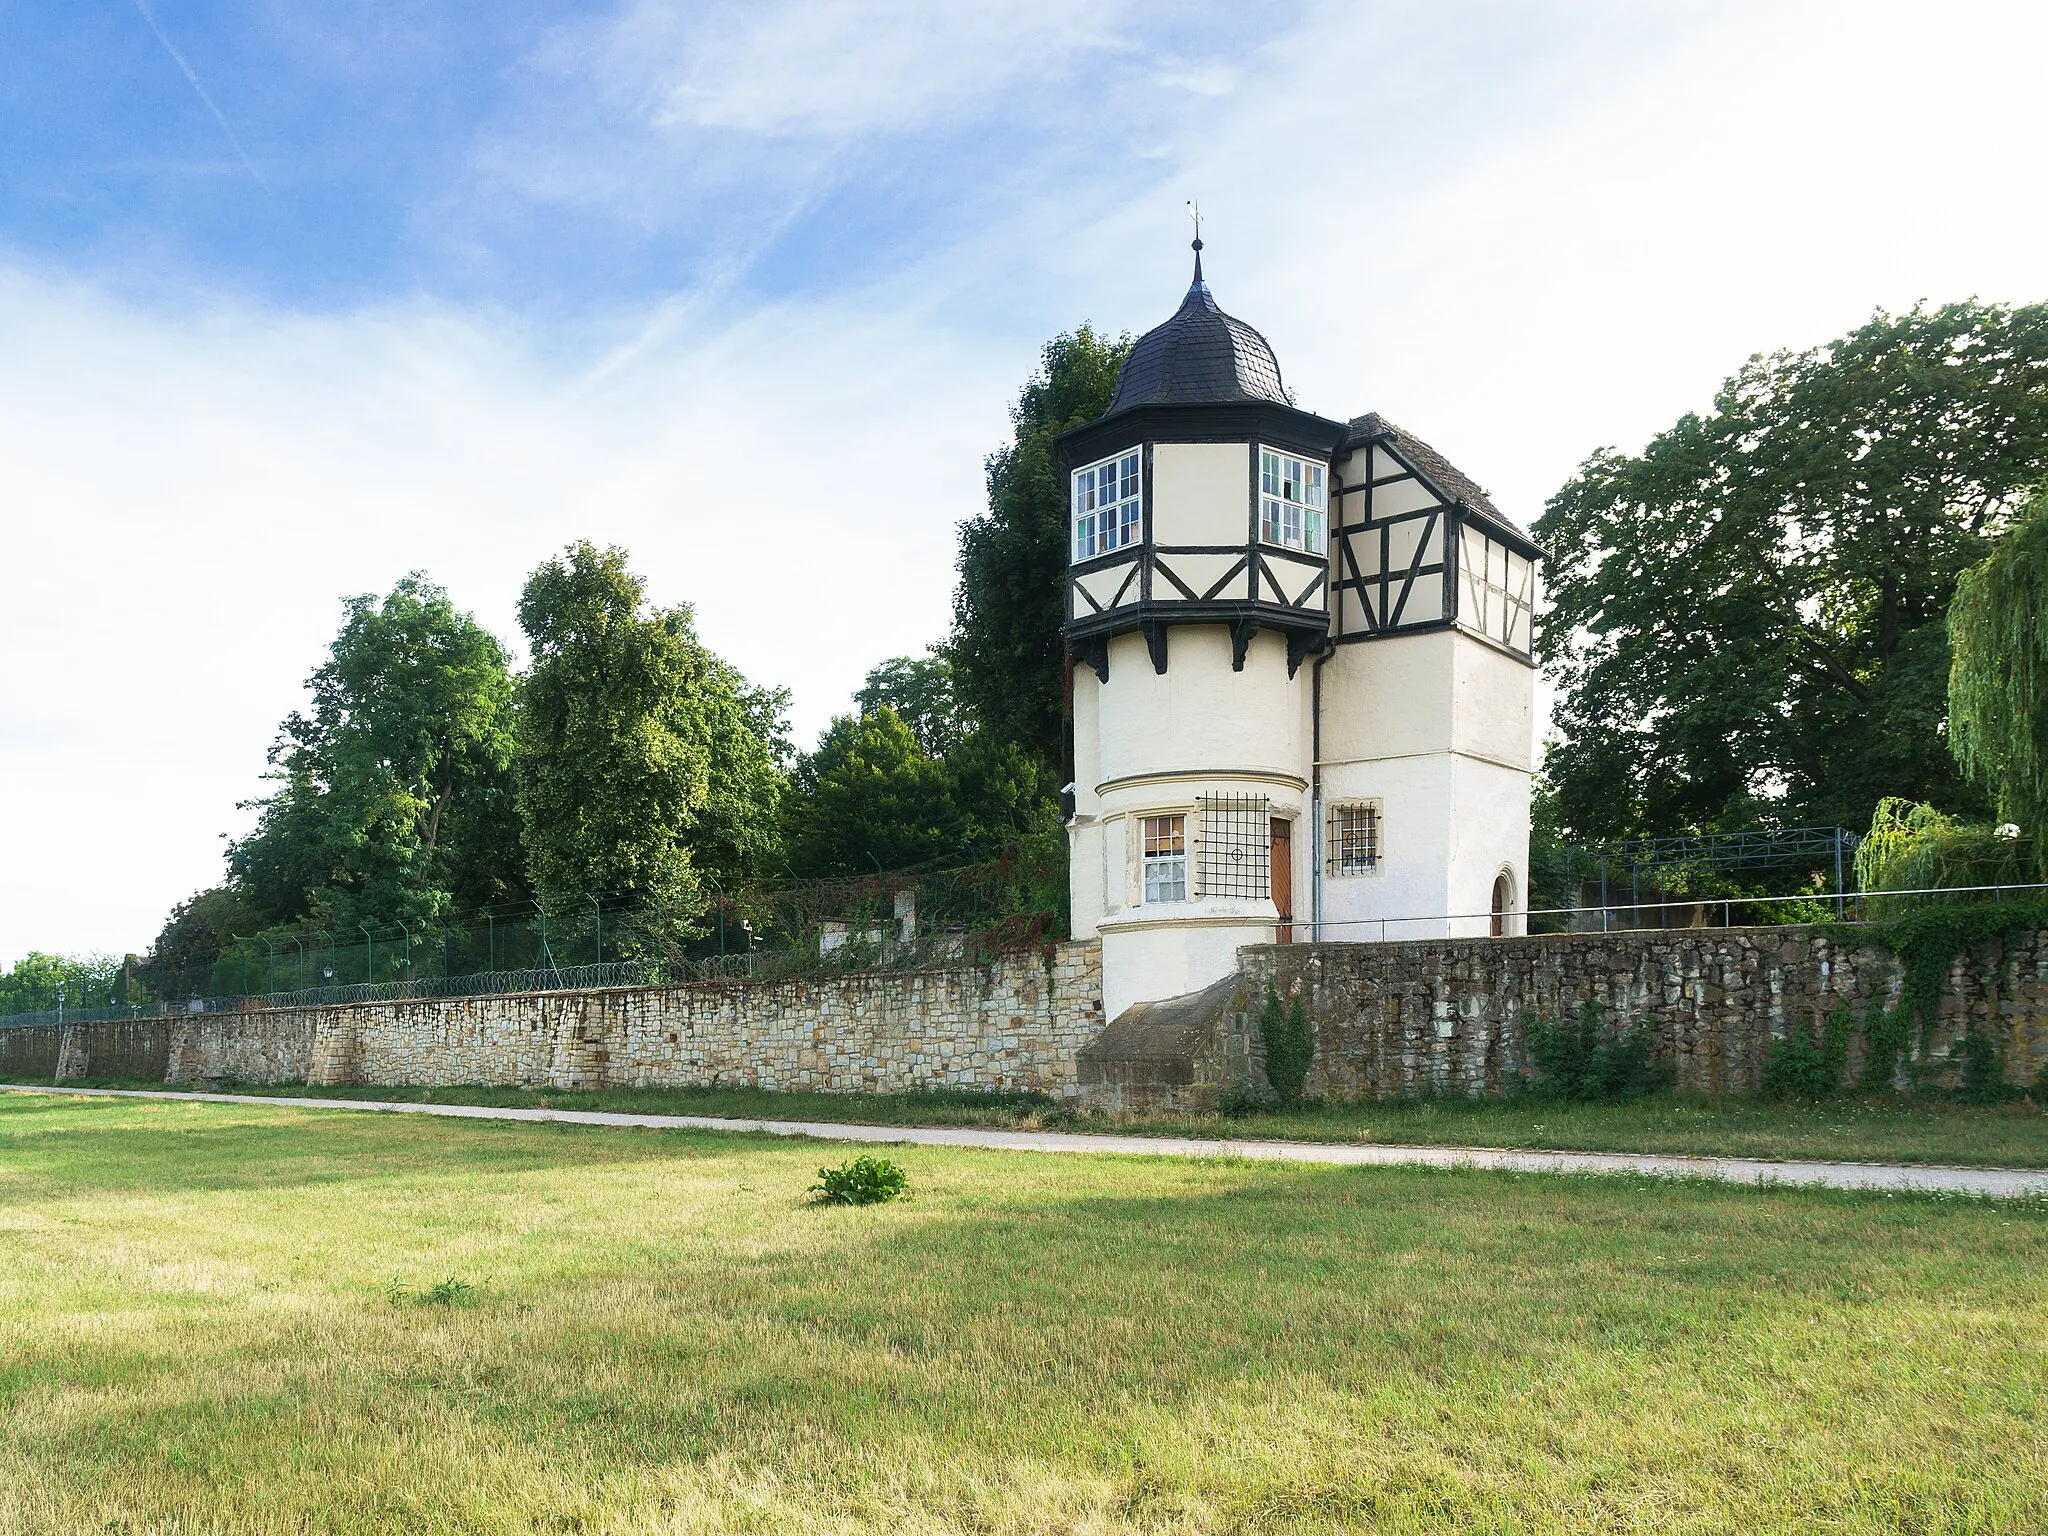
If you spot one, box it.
[1063,240,1540,1020]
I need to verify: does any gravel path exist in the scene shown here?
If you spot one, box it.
[10,1083,2047,1198]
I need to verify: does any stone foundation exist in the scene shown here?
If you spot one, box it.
[16,944,1105,1098]
[1095,928,2048,1109]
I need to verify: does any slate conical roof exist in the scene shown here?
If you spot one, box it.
[1104,242,1288,414]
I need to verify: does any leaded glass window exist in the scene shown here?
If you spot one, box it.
[1259,449,1326,555]
[1072,450,1142,562]
[1141,814,1187,904]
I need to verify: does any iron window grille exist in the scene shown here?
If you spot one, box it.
[1328,802,1380,875]
[1141,814,1187,904]
[1197,794,1271,900]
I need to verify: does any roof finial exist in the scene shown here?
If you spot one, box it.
[1186,199,1204,285]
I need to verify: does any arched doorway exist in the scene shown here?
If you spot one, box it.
[1490,870,1515,937]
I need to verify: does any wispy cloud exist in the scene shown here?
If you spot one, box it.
[131,0,268,191]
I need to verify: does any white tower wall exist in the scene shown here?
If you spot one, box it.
[1070,626,1311,1021]
[1315,629,1534,941]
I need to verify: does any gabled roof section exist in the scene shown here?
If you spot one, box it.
[1102,245,1289,415]
[1344,412,1541,559]
[1343,412,1505,519]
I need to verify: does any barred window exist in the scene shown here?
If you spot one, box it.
[1329,802,1380,875]
[1142,814,1187,904]
[1197,793,1270,899]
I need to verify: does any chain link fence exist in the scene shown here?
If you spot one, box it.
[2,847,1067,1028]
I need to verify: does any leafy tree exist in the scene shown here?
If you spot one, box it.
[1948,490,2048,867]
[856,652,966,758]
[785,707,959,877]
[228,575,522,928]
[952,326,1129,774]
[515,542,786,912]
[0,952,129,1016]
[139,886,259,995]
[1537,301,2048,842]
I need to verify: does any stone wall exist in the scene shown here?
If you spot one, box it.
[1231,928,2048,1104]
[16,943,1104,1098]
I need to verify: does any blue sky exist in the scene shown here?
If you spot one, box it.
[3,0,2046,963]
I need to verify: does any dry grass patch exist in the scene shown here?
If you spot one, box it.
[0,1093,2044,1532]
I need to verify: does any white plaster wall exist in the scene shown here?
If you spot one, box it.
[1445,753,1533,938]
[1152,441,1250,545]
[1071,665,1102,816]
[1450,631,1536,770]
[1068,817,1107,940]
[1319,630,1456,765]
[1315,753,1455,941]
[1096,627,1305,787]
[1098,914,1270,1022]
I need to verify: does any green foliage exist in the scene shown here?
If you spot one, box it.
[386,1276,478,1307]
[515,543,786,913]
[856,653,966,759]
[1855,797,2030,907]
[1536,302,2048,844]
[1948,489,2048,872]
[787,707,958,877]
[1824,899,2048,1092]
[951,327,1130,773]
[144,887,258,980]
[228,574,524,929]
[0,951,132,1016]
[1761,1007,1851,1101]
[809,1154,908,1205]
[1258,984,1315,1105]
[1522,1001,1665,1101]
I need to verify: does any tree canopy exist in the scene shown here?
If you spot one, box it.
[1536,301,2048,841]
[855,653,966,759]
[227,574,523,928]
[951,326,1128,774]
[785,706,959,877]
[1948,489,2048,866]
[515,542,786,913]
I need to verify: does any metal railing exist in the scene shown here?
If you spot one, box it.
[1304,882,2048,944]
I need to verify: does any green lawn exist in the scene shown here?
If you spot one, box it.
[2,1094,2045,1532]
[34,1074,2048,1168]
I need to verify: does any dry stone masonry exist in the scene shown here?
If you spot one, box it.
[11,929,2048,1109]
[18,944,1106,1097]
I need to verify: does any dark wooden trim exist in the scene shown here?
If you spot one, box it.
[1231,617,1262,672]
[1388,509,1441,628]
[1246,443,1261,602]
[1151,558,1201,602]
[1144,621,1169,675]
[1070,548,1142,577]
[1140,442,1154,603]
[1200,556,1249,601]
[1061,401,1345,465]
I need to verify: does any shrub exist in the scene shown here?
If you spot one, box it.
[1258,983,1315,1105]
[810,1155,909,1205]
[1762,1007,1851,1101]
[1522,1001,1665,1102]
[387,1276,477,1307]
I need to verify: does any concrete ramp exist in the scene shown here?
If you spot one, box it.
[1076,973,1254,1110]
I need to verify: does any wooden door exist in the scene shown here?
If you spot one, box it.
[1270,818,1293,943]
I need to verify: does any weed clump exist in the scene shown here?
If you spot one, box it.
[387,1277,478,1307]
[1762,1006,1852,1101]
[810,1155,909,1205]
[1258,984,1315,1106]
[1521,1001,1665,1102]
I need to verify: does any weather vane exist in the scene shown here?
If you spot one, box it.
[1186,199,1202,247]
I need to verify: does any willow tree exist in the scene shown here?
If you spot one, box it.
[1948,492,2048,867]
